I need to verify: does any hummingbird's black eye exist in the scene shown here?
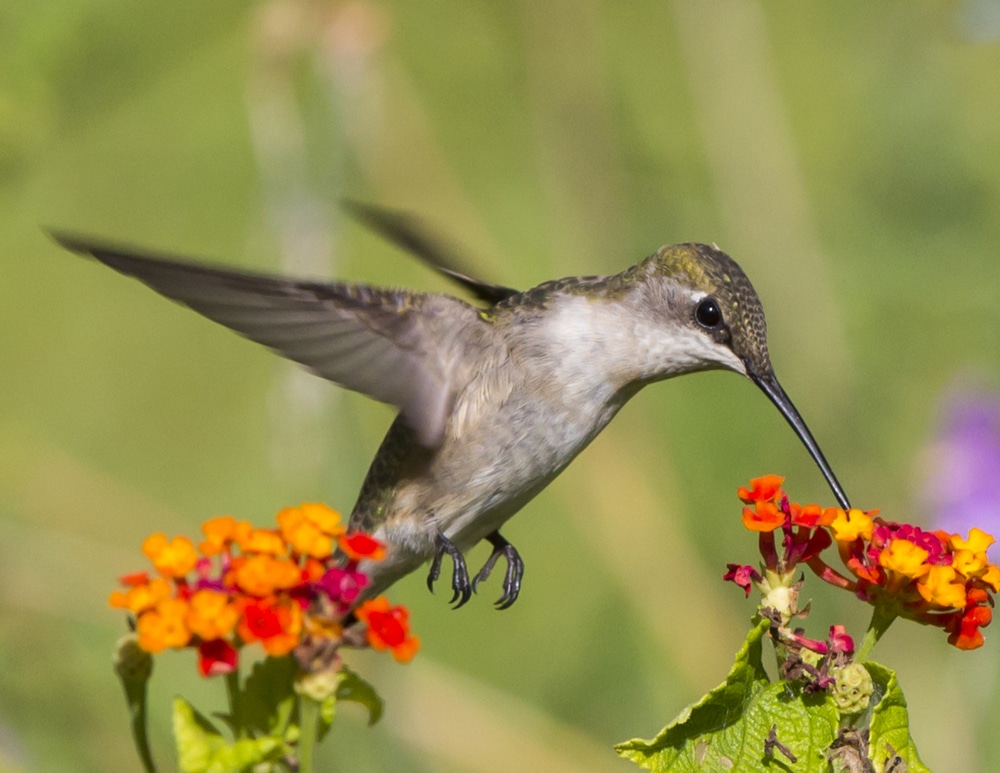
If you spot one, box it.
[695,297,723,329]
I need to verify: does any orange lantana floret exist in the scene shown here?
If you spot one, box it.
[355,596,420,663]
[741,502,784,533]
[199,515,251,555]
[277,502,345,559]
[119,571,151,587]
[260,608,302,656]
[302,502,341,528]
[737,475,785,505]
[789,503,833,529]
[109,576,173,614]
[949,596,993,651]
[142,533,198,579]
[236,527,287,557]
[298,557,325,586]
[186,589,240,641]
[231,554,302,597]
[137,598,191,653]
[236,597,303,656]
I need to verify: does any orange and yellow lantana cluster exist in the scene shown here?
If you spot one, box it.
[730,475,1000,650]
[110,504,419,675]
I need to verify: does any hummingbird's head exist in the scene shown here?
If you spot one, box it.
[640,243,851,510]
[642,242,772,380]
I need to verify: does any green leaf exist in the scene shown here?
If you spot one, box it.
[865,661,930,772]
[172,696,284,773]
[616,618,840,772]
[335,664,384,727]
[241,656,298,738]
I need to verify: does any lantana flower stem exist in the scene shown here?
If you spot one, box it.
[128,684,156,773]
[113,636,157,773]
[298,695,320,773]
[856,605,898,662]
[225,669,245,739]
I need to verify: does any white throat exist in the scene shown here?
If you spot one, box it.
[545,293,746,388]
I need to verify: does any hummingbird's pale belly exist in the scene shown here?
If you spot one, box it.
[356,295,658,594]
[361,376,636,595]
[445,397,625,540]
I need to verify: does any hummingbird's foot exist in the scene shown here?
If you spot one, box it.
[427,532,473,608]
[471,531,524,610]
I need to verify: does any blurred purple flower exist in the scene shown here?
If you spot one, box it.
[921,386,1000,536]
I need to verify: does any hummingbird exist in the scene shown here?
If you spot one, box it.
[52,203,850,609]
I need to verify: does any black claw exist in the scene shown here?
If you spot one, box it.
[471,548,500,593]
[449,556,472,608]
[472,531,524,609]
[426,532,473,608]
[427,547,443,593]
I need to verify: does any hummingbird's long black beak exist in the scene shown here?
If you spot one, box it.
[749,371,851,510]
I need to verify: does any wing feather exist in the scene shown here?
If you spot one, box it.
[53,232,481,446]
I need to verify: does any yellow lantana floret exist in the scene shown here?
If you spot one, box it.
[953,549,990,579]
[879,539,930,579]
[917,565,968,608]
[981,564,1000,592]
[829,509,875,543]
[951,527,996,554]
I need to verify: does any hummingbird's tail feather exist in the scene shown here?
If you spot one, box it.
[50,231,479,447]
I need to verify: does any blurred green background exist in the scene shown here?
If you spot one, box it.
[3,1,1000,770]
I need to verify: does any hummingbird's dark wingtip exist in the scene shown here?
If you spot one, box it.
[48,230,133,266]
[342,199,520,305]
[340,198,424,254]
[48,229,97,257]
[340,198,389,223]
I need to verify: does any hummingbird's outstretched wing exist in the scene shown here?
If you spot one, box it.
[52,232,479,447]
[343,200,519,305]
